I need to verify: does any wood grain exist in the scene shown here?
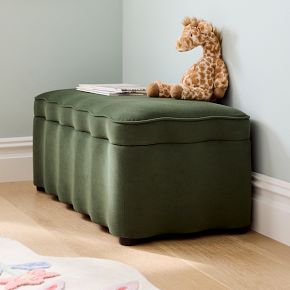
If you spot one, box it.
[0,181,290,289]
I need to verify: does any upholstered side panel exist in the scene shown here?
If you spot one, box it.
[33,117,252,238]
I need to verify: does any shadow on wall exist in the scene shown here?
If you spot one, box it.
[250,120,289,179]
[220,27,241,108]
[251,120,262,174]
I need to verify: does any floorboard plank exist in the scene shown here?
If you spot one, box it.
[1,181,290,289]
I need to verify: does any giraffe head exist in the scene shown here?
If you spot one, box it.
[176,17,219,52]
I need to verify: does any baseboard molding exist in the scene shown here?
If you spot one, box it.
[0,137,33,182]
[252,172,290,246]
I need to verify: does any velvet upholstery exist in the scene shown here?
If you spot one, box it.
[33,89,252,239]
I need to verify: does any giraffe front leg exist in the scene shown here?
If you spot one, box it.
[170,85,213,101]
[147,81,174,98]
[181,86,213,101]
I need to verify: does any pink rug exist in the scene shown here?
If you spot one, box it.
[0,238,158,290]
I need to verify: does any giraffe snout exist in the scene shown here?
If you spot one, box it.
[176,38,183,51]
[176,37,194,52]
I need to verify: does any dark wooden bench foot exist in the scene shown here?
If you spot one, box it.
[119,237,140,246]
[36,186,45,192]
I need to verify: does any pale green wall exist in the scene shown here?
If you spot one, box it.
[0,0,122,138]
[2,0,290,182]
[123,0,290,182]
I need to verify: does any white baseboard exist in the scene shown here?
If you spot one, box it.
[252,172,290,246]
[0,137,33,182]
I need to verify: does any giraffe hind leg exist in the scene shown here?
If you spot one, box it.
[156,81,174,98]
[147,81,173,98]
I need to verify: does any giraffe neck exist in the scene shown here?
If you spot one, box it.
[202,40,221,59]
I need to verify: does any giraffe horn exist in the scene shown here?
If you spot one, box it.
[182,17,191,26]
[190,17,198,27]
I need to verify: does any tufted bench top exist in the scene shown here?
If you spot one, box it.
[34,89,250,146]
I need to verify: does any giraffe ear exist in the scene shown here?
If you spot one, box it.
[197,21,213,34]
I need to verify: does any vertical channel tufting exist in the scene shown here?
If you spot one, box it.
[87,137,110,226]
[67,128,76,205]
[55,124,61,196]
[43,121,57,194]
[105,142,114,229]
[34,119,113,227]
[86,137,94,222]
[33,118,45,187]
[71,131,90,213]
[68,128,77,207]
[56,124,72,204]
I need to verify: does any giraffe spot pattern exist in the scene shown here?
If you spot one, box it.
[154,17,229,101]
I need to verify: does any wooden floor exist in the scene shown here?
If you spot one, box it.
[1,182,290,289]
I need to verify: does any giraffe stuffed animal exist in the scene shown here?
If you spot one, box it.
[147,17,229,101]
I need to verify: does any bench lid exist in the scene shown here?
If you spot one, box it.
[34,89,250,146]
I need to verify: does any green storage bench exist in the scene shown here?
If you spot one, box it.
[33,89,252,245]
